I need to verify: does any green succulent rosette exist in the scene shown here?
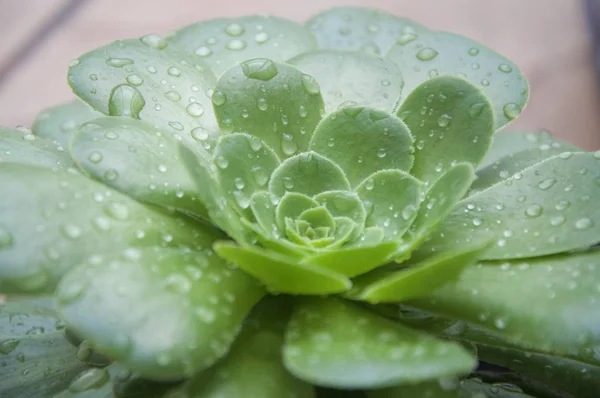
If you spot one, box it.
[1,7,599,398]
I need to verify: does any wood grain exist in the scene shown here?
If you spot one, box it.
[0,0,598,149]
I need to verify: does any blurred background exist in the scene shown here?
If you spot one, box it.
[1,0,599,149]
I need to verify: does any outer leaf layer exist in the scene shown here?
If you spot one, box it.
[1,127,75,169]
[32,100,102,146]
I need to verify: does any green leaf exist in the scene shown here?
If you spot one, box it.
[212,133,280,215]
[347,243,487,303]
[56,246,265,379]
[249,191,280,238]
[168,15,317,76]
[269,152,350,198]
[68,37,218,157]
[355,170,422,240]
[310,107,414,187]
[0,302,88,398]
[171,298,316,398]
[70,117,208,219]
[0,127,75,169]
[387,30,529,129]
[288,51,403,112]
[32,100,102,146]
[479,130,579,169]
[0,163,219,294]
[314,190,366,241]
[213,242,351,295]
[419,152,600,260]
[276,192,319,232]
[282,298,475,389]
[397,76,494,184]
[212,60,325,159]
[306,7,425,56]
[410,249,600,357]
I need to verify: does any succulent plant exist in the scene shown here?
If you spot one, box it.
[1,6,600,398]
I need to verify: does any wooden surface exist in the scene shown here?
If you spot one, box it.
[1,0,599,149]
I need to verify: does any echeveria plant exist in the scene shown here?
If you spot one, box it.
[1,7,599,398]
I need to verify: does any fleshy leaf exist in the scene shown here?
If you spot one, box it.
[170,298,315,398]
[314,191,366,241]
[68,37,218,157]
[355,170,422,240]
[0,302,88,398]
[32,100,102,146]
[306,7,425,56]
[269,152,350,197]
[347,243,487,303]
[212,133,280,215]
[70,117,207,218]
[282,298,476,389]
[310,107,413,187]
[213,60,325,159]
[387,30,529,129]
[0,163,217,294]
[56,247,265,379]
[168,15,317,76]
[418,152,600,260]
[276,192,319,232]
[249,191,280,238]
[397,76,494,184]
[213,242,351,295]
[410,249,600,356]
[288,51,403,112]
[0,127,75,169]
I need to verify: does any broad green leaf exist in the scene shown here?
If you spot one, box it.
[479,130,579,169]
[0,302,88,398]
[410,249,600,356]
[68,37,218,157]
[306,7,425,56]
[269,152,350,197]
[276,192,319,232]
[355,170,422,240]
[169,15,317,76]
[32,100,102,146]
[347,244,487,303]
[56,247,265,379]
[478,345,600,398]
[387,30,528,129]
[283,298,475,389]
[70,117,208,219]
[397,76,494,184]
[0,163,218,294]
[310,107,414,187]
[213,242,351,294]
[288,51,403,112]
[170,298,315,398]
[419,152,600,260]
[212,133,280,215]
[0,127,75,169]
[213,60,325,159]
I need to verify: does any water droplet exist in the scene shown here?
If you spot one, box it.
[480,79,490,87]
[494,317,507,330]
[104,201,130,220]
[255,32,270,43]
[575,218,594,230]
[146,65,157,74]
[225,23,244,36]
[364,179,375,191]
[186,102,204,117]
[468,103,486,119]
[550,216,565,226]
[472,217,483,227]
[69,368,109,392]
[125,74,143,86]
[498,63,513,73]
[555,200,571,211]
[226,39,246,51]
[397,33,417,45]
[503,103,521,120]
[241,58,278,81]
[165,90,181,102]
[195,306,216,323]
[76,341,93,362]
[437,114,452,127]
[211,91,227,106]
[301,74,321,95]
[537,178,556,190]
[164,273,191,294]
[215,155,229,169]
[60,224,82,240]
[234,177,245,190]
[88,152,103,163]
[191,127,209,141]
[257,97,268,111]
[416,48,439,61]
[108,84,145,118]
[251,165,268,186]
[299,105,308,118]
[281,133,297,156]
[103,169,119,181]
[106,58,134,68]
[195,46,212,57]
[69,59,80,67]
[0,339,19,354]
[140,34,167,50]
[468,47,480,56]
[525,204,543,218]
[282,177,294,190]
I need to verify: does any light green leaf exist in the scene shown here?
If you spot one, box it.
[410,249,600,356]
[0,302,88,398]
[310,107,414,187]
[314,190,366,241]
[32,100,102,146]
[249,191,280,238]
[269,152,350,198]
[0,163,218,294]
[70,117,207,218]
[306,7,425,56]
[276,192,319,232]
[288,51,403,112]
[387,30,528,129]
[0,127,75,169]
[419,152,600,260]
[56,246,265,379]
[397,76,494,184]
[283,298,475,389]
[213,60,325,159]
[212,133,280,215]
[356,170,422,240]
[170,298,315,398]
[169,15,317,76]
[68,37,218,157]
[213,242,351,295]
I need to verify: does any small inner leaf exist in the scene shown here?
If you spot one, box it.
[275,192,319,232]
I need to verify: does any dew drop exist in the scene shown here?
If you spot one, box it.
[468,47,480,56]
[126,74,143,86]
[525,204,543,218]
[301,74,321,95]
[468,103,486,119]
[195,46,212,57]
[68,368,110,392]
[241,59,278,81]
[165,90,181,102]
[88,152,103,164]
[108,84,145,118]
[575,218,594,230]
[186,102,204,117]
[140,34,167,50]
[257,97,268,111]
[211,91,227,107]
[225,23,244,36]
[437,114,452,127]
[215,155,229,169]
[537,178,556,190]
[416,48,439,61]
[164,273,192,294]
[106,58,133,68]
[255,32,270,43]
[498,63,513,73]
[226,39,247,51]
[503,103,521,120]
[191,127,209,141]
